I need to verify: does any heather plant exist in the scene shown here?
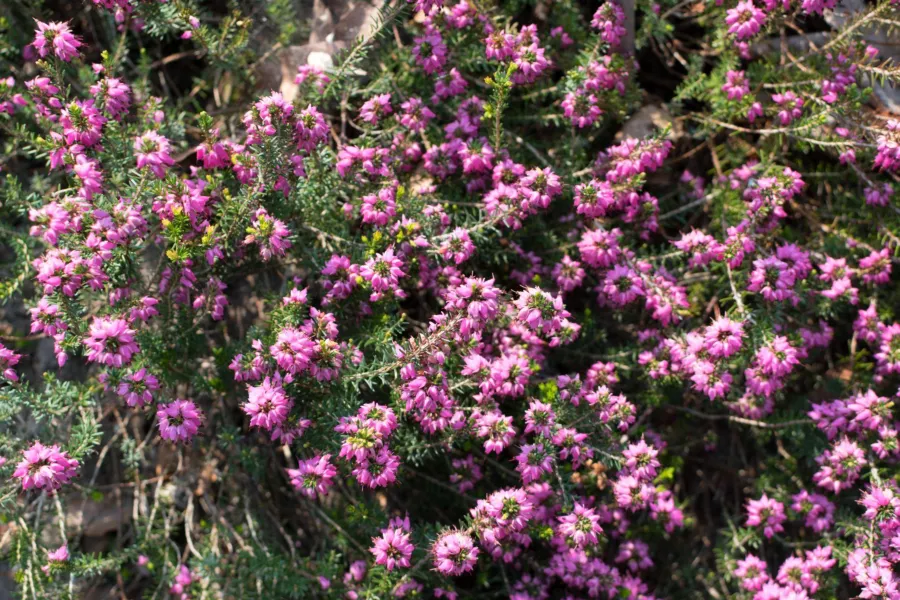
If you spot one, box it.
[1,0,900,599]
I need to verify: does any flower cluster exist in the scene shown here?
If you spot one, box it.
[4,1,900,598]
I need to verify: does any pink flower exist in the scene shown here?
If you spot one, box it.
[772,91,804,125]
[721,70,750,100]
[514,443,553,484]
[91,77,131,120]
[288,454,337,498]
[157,399,202,443]
[432,530,479,576]
[725,1,766,40]
[351,447,400,488]
[734,554,770,591]
[244,208,292,261]
[360,248,406,301]
[791,490,835,532]
[859,485,900,521]
[704,317,744,358]
[116,368,160,408]
[361,186,397,226]
[295,65,330,95]
[859,247,892,286]
[73,154,104,199]
[33,21,81,62]
[622,438,660,481]
[13,441,79,491]
[614,475,654,511]
[557,503,602,547]
[513,288,570,335]
[755,336,799,377]
[476,411,516,454]
[413,31,448,75]
[83,317,140,367]
[169,564,193,598]
[41,545,70,575]
[813,437,866,493]
[748,257,797,304]
[439,228,476,264]
[591,2,627,47]
[745,494,786,538]
[134,131,175,178]
[553,255,585,293]
[602,265,644,306]
[399,97,435,132]
[370,527,414,571]
[359,93,392,125]
[875,120,900,172]
[0,343,21,383]
[60,100,106,147]
[244,374,293,431]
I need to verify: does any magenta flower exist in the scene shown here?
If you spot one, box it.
[13,441,79,492]
[91,77,131,120]
[602,265,644,306]
[169,564,193,597]
[704,317,744,358]
[360,186,397,226]
[270,326,316,374]
[360,248,406,301]
[745,494,786,539]
[578,227,622,267]
[721,70,750,100]
[513,288,570,335]
[476,411,516,454]
[357,403,398,437]
[359,93,392,125]
[792,490,835,532]
[413,31,448,75]
[41,545,70,575]
[288,454,337,498]
[370,527,414,571]
[859,247,892,286]
[399,97,435,132]
[33,20,81,62]
[60,100,106,147]
[351,447,400,488]
[755,336,799,377]
[134,131,175,178]
[874,119,900,172]
[157,399,202,443]
[523,400,556,437]
[244,208,292,261]
[84,317,140,367]
[514,443,553,484]
[557,503,602,547]
[432,68,467,103]
[622,438,660,481]
[438,228,476,265]
[116,368,160,408]
[244,374,293,431]
[591,2,627,47]
[72,154,104,199]
[450,455,482,493]
[725,1,766,40]
[432,530,479,576]
[772,91,804,125]
[859,485,900,521]
[294,65,330,94]
[613,475,654,511]
[0,343,21,383]
[734,554,770,592]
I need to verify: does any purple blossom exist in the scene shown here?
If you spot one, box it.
[13,441,79,491]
